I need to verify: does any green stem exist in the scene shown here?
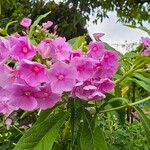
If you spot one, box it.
[12,125,24,135]
[115,66,134,84]
[70,99,75,150]
[97,96,150,114]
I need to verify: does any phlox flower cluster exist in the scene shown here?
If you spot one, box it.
[0,19,119,116]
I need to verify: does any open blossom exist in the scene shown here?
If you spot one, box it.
[0,64,12,88]
[0,64,22,89]
[36,84,60,110]
[48,61,77,94]
[87,41,105,59]
[143,48,150,56]
[72,81,105,101]
[93,50,118,78]
[0,37,10,64]
[19,59,48,87]
[94,78,115,93]
[52,37,72,61]
[10,36,36,61]
[10,82,39,111]
[141,37,150,47]
[37,38,54,58]
[70,57,94,81]
[93,33,105,41]
[69,50,82,60]
[20,18,32,27]
[42,21,53,29]
[0,88,17,115]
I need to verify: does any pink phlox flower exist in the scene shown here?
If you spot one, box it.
[72,80,105,101]
[19,59,48,87]
[37,38,55,58]
[94,78,115,93]
[93,33,105,41]
[142,48,150,56]
[48,61,77,94]
[42,21,53,29]
[0,37,10,64]
[141,37,150,47]
[35,84,60,110]
[69,50,82,60]
[10,36,36,61]
[70,57,95,81]
[52,37,72,61]
[20,18,32,27]
[10,82,39,111]
[0,64,13,88]
[87,41,105,59]
[0,88,17,115]
[94,50,119,78]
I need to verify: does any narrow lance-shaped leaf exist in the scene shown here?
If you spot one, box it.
[14,111,68,150]
[29,11,51,39]
[135,106,150,146]
[80,110,108,150]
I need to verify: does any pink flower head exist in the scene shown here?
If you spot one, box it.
[48,61,77,94]
[37,38,54,58]
[94,50,119,78]
[20,18,32,27]
[10,36,36,61]
[142,48,150,56]
[42,21,53,29]
[53,37,72,61]
[0,37,10,64]
[10,82,39,111]
[19,59,48,87]
[95,78,115,93]
[93,33,105,41]
[141,37,150,47]
[87,41,105,59]
[72,81,105,101]
[0,88,17,115]
[70,57,94,81]
[36,84,60,110]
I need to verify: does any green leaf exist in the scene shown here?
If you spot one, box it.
[124,52,140,58]
[94,127,108,150]
[68,36,86,50]
[135,106,150,146]
[133,79,150,93]
[109,97,127,125]
[80,110,108,150]
[29,11,51,39]
[133,73,150,85]
[14,111,68,150]
[5,20,17,32]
